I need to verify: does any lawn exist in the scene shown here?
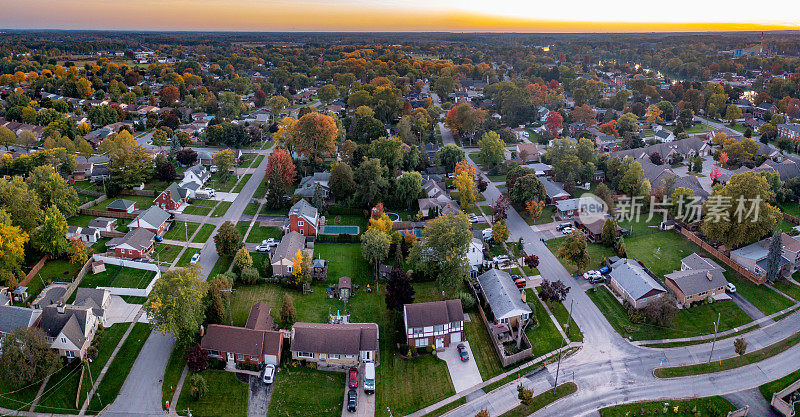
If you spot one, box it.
[246,225,282,243]
[93,194,154,211]
[164,221,200,241]
[252,154,265,167]
[206,172,238,192]
[88,323,152,411]
[464,312,504,380]
[176,248,200,268]
[176,370,248,417]
[526,289,568,359]
[544,299,583,342]
[232,174,252,193]
[472,222,490,231]
[67,214,97,227]
[587,286,751,341]
[25,259,84,302]
[315,243,372,282]
[243,202,260,215]
[599,396,736,417]
[182,205,212,216]
[760,368,800,413]
[162,346,187,409]
[208,255,233,277]
[192,224,216,243]
[499,382,577,417]
[211,201,232,217]
[777,276,800,302]
[235,221,251,240]
[325,213,369,233]
[548,237,617,274]
[0,369,45,410]
[267,367,345,417]
[780,201,800,218]
[78,264,156,289]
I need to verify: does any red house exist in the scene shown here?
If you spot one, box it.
[154,183,189,211]
[285,199,319,236]
[107,228,155,260]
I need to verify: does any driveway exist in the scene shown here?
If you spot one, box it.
[532,221,564,241]
[341,369,375,417]
[248,374,274,417]
[439,342,483,393]
[104,296,144,326]
[729,292,769,322]
[212,191,239,202]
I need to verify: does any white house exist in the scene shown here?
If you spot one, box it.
[468,238,484,272]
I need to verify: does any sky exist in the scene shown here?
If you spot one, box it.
[0,0,798,32]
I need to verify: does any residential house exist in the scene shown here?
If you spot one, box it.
[285,199,320,236]
[468,238,485,270]
[107,227,156,260]
[417,198,461,218]
[90,165,110,183]
[107,199,136,213]
[523,163,553,178]
[88,217,117,232]
[516,143,539,162]
[425,142,439,165]
[38,304,99,360]
[66,226,101,244]
[270,231,307,276]
[72,288,111,325]
[296,172,331,199]
[129,206,170,236]
[575,216,619,243]
[197,151,214,166]
[540,176,571,204]
[290,322,379,367]
[754,159,800,182]
[664,253,729,305]
[730,233,800,279]
[606,258,666,309]
[0,305,42,347]
[201,302,283,366]
[181,164,210,190]
[777,124,800,141]
[476,269,532,329]
[403,300,464,349]
[154,182,190,211]
[654,128,675,143]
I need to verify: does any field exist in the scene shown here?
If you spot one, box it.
[176,370,248,417]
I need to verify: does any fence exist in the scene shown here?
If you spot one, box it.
[727,406,750,417]
[80,208,138,219]
[61,258,94,303]
[20,255,50,286]
[92,254,162,297]
[678,227,765,284]
[79,195,107,210]
[99,230,125,238]
[771,377,800,417]
[76,188,104,197]
[122,189,156,197]
[475,302,533,367]
[784,212,800,226]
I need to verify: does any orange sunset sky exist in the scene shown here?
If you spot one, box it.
[0,0,798,32]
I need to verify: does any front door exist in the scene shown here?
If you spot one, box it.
[435,337,444,349]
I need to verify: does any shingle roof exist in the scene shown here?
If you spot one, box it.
[0,305,41,335]
[477,269,532,320]
[73,288,109,318]
[539,176,570,200]
[114,227,155,251]
[291,322,379,355]
[133,206,170,230]
[107,199,135,210]
[404,300,463,328]
[201,324,282,358]
[271,231,305,262]
[38,305,92,347]
[288,199,319,226]
[608,258,666,302]
[245,302,273,331]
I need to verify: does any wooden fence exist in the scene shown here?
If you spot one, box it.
[122,189,156,197]
[79,195,107,210]
[783,212,800,226]
[678,227,765,285]
[475,301,533,367]
[20,255,50,286]
[99,230,125,238]
[61,258,93,303]
[79,208,138,219]
[76,188,104,197]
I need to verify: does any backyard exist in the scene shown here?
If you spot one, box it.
[93,194,155,211]
[525,289,568,358]
[77,264,157,289]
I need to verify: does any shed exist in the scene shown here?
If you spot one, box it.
[337,276,352,300]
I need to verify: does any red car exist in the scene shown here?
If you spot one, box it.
[348,367,358,389]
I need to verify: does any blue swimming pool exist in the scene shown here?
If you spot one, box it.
[386,212,400,222]
[321,225,360,235]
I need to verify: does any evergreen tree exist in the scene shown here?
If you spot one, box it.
[385,268,415,311]
[766,231,782,283]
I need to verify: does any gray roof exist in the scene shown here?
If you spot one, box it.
[539,176,570,200]
[185,164,210,181]
[161,182,190,204]
[681,253,722,271]
[655,129,672,139]
[88,217,115,229]
[665,253,728,297]
[754,159,800,182]
[38,305,92,348]
[133,206,170,230]
[271,231,305,262]
[608,258,666,302]
[477,269,532,320]
[288,199,319,225]
[297,172,331,197]
[114,227,155,251]
[107,199,135,210]
[73,288,109,318]
[0,305,41,335]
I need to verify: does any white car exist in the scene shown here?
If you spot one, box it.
[726,283,737,293]
[190,252,200,264]
[256,238,278,252]
[561,227,575,235]
[482,228,493,241]
[468,214,480,223]
[583,270,601,280]
[493,255,510,264]
[262,364,276,384]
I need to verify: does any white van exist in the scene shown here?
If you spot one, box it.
[363,362,375,394]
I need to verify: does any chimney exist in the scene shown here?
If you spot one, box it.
[706,271,713,281]
[56,302,65,314]
[520,290,527,303]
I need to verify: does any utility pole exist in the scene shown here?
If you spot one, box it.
[707,312,721,363]
[553,299,573,394]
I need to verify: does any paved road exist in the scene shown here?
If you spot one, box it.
[104,146,273,415]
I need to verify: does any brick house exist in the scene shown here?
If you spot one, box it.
[154,182,189,211]
[664,253,728,305]
[777,124,800,141]
[607,258,666,309]
[730,233,800,279]
[289,322,379,368]
[200,302,283,366]
[285,199,320,236]
[107,228,155,260]
[403,300,464,349]
[129,206,170,236]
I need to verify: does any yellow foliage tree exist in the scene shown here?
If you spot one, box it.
[67,238,88,265]
[369,213,393,235]
[526,199,545,221]
[292,249,304,279]
[645,104,663,123]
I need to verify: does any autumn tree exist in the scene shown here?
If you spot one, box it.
[291,112,338,166]
[317,84,338,105]
[645,104,663,123]
[385,268,415,311]
[0,126,15,150]
[492,195,511,223]
[539,279,570,303]
[214,221,243,258]
[0,176,41,232]
[734,337,747,356]
[478,130,505,167]
[266,147,296,187]
[0,209,28,282]
[279,294,296,328]
[361,228,391,278]
[67,238,88,265]
[33,205,69,257]
[453,160,477,209]
[267,96,290,122]
[408,213,472,291]
[212,149,236,178]
[545,111,563,136]
[526,199,544,222]
[492,221,510,244]
[557,230,589,272]
[725,105,743,124]
[145,264,207,347]
[99,130,152,190]
[27,165,79,217]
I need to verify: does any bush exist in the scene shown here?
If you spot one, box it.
[207,358,225,370]
[189,374,208,400]
[236,362,262,371]
[239,267,260,285]
[186,345,208,372]
[457,291,476,310]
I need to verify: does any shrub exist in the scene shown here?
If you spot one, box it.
[186,344,208,372]
[457,291,476,310]
[239,267,260,285]
[189,374,208,400]
[207,358,225,370]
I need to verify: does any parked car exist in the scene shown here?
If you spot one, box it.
[196,188,216,199]
[256,238,278,252]
[726,283,737,293]
[347,389,357,412]
[583,270,601,280]
[154,235,163,242]
[589,275,606,284]
[482,228,493,242]
[556,223,572,231]
[457,343,469,361]
[561,227,575,235]
[262,364,275,384]
[468,213,479,223]
[514,277,527,288]
[363,362,375,394]
[348,367,358,389]
[190,252,200,264]
[493,255,510,264]
[598,266,610,275]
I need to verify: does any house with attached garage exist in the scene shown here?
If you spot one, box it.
[285,199,320,236]
[154,182,190,211]
[38,304,99,360]
[653,128,675,143]
[129,206,170,236]
[607,258,666,309]
[200,302,284,367]
[296,172,331,199]
[403,299,464,349]
[106,227,155,260]
[290,322,379,368]
[664,253,729,305]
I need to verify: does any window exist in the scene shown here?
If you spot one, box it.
[298,220,305,227]
[434,325,444,332]
[287,265,293,273]
[61,337,66,344]
[236,353,244,361]
[329,354,340,359]
[298,352,314,359]
[415,338,427,347]
[412,327,423,335]
[65,351,74,359]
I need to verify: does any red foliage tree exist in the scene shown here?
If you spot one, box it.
[159,85,180,105]
[545,111,563,137]
[492,195,511,223]
[266,147,297,187]
[186,344,209,372]
[254,90,267,108]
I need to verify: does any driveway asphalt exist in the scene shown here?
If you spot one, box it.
[440,342,483,393]
[248,374,273,417]
[103,295,144,326]
[729,292,769,322]
[341,368,375,417]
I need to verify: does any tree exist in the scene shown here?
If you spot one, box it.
[205,276,232,325]
[189,374,208,400]
[0,125,15,150]
[27,165,79,217]
[330,162,355,202]
[539,279,570,303]
[145,264,207,347]
[214,221,243,258]
[475,409,490,417]
[510,174,545,205]
[361,228,390,278]
[453,161,477,209]
[408,213,472,290]
[492,195,511,223]
[0,209,27,280]
[492,221,510,244]
[17,130,37,151]
[370,136,403,170]
[545,111,563,136]
[279,294,296,329]
[155,156,177,182]
[160,85,180,106]
[385,268,416,311]
[33,205,69,257]
[601,218,618,247]
[734,337,748,356]
[292,112,338,165]
[0,176,42,232]
[526,199,544,222]
[67,238,88,265]
[317,84,338,105]
[354,158,389,206]
[233,247,253,273]
[212,149,236,178]
[266,147,296,187]
[725,105,743,124]
[186,344,209,372]
[524,254,539,269]
[643,295,678,327]
[766,231,782,284]
[176,149,198,166]
[701,172,781,248]
[395,171,423,209]
[645,104,663,123]
[99,131,151,190]
[0,327,59,385]
[437,144,464,173]
[478,131,505,167]
[267,96,290,122]
[557,230,589,272]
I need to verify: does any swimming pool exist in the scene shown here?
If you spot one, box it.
[386,212,400,222]
[321,225,360,235]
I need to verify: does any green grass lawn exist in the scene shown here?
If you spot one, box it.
[267,367,345,417]
[78,264,156,289]
[80,324,128,409]
[0,368,45,410]
[526,289,567,358]
[777,276,800,302]
[549,237,617,274]
[760,368,800,413]
[25,259,84,302]
[253,154,265,167]
[176,249,200,268]
[780,201,800,218]
[255,175,269,198]
[544,299,583,342]
[587,286,751,341]
[499,382,577,417]
[177,370,248,417]
[314,243,372,282]
[164,221,200,241]
[239,153,257,167]
[235,221,250,240]
[243,202,260,216]
[464,312,504,380]
[182,205,212,216]
[211,201,232,217]
[472,222,490,231]
[88,323,152,411]
[161,346,187,410]
[599,396,735,417]
[153,244,183,264]
[94,194,154,210]
[67,214,97,227]
[208,255,233,277]
[190,199,218,208]
[246,225,282,243]
[206,172,238,192]
[776,219,796,233]
[192,224,216,243]
[232,174,252,193]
